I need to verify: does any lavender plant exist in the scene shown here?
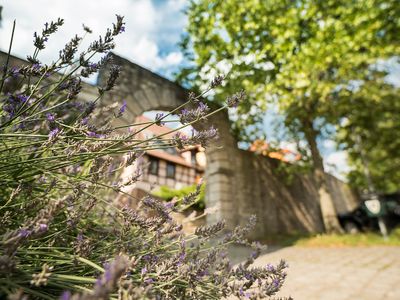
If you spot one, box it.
[0,17,289,299]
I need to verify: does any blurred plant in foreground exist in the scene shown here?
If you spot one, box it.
[0,17,289,299]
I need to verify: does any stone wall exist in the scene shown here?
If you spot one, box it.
[205,110,360,239]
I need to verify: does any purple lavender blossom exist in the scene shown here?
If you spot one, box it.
[226,90,246,108]
[60,291,71,300]
[155,112,165,126]
[251,251,258,259]
[197,269,209,277]
[164,201,174,209]
[119,100,127,114]
[57,81,69,91]
[86,131,104,138]
[87,131,97,137]
[266,264,275,272]
[67,78,82,100]
[143,255,151,262]
[173,132,188,149]
[92,255,128,298]
[9,67,20,78]
[39,224,48,232]
[18,229,31,238]
[77,233,83,242]
[188,126,218,147]
[179,102,210,124]
[198,102,208,111]
[104,263,112,282]
[32,63,41,71]
[210,74,224,88]
[46,113,55,122]
[2,93,31,119]
[142,196,172,221]
[81,117,89,125]
[48,128,60,140]
[111,15,125,36]
[272,278,280,288]
[178,252,186,264]
[17,94,29,103]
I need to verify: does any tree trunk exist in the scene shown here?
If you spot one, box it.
[303,119,343,233]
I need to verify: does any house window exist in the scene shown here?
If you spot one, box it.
[191,150,197,165]
[166,162,176,179]
[165,147,178,155]
[148,157,159,175]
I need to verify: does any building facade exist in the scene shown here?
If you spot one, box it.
[120,115,206,201]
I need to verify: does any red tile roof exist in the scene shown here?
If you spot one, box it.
[135,116,204,171]
[147,150,204,171]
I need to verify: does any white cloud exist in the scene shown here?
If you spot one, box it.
[279,141,299,153]
[324,150,351,181]
[322,139,336,150]
[143,110,192,135]
[128,36,182,70]
[0,0,186,76]
[164,52,183,66]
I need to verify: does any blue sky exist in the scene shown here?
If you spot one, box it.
[0,0,360,180]
[0,0,187,79]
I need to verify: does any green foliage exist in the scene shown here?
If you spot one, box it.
[335,76,400,193]
[182,0,400,133]
[181,0,400,192]
[153,184,206,210]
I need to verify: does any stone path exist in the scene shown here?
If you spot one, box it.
[246,246,400,300]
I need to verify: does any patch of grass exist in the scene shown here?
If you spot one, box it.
[295,231,400,247]
[263,227,400,247]
[152,184,205,210]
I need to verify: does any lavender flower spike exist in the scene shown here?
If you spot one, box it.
[46,113,55,122]
[48,128,60,141]
[119,100,127,114]
[226,90,246,108]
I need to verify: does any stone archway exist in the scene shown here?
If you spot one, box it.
[98,53,241,230]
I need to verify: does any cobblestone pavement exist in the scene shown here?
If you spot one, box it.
[245,246,400,300]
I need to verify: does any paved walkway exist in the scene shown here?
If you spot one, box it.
[247,246,400,300]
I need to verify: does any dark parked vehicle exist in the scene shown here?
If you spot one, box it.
[338,192,400,233]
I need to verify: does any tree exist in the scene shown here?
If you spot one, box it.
[336,74,400,193]
[180,0,400,232]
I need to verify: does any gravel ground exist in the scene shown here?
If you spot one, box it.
[228,245,400,300]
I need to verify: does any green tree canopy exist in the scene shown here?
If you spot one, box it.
[336,75,400,193]
[180,0,400,232]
